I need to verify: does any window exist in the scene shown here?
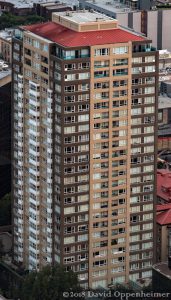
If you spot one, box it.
[131,186,140,194]
[142,271,152,278]
[144,106,154,114]
[78,62,90,69]
[113,69,128,76]
[64,106,75,113]
[65,50,75,59]
[64,206,75,214]
[130,263,139,270]
[64,63,76,70]
[130,234,140,242]
[144,136,154,143]
[145,87,155,94]
[78,114,89,122]
[64,126,75,134]
[143,185,153,192]
[131,137,141,144]
[130,215,139,223]
[95,48,109,56]
[33,40,40,49]
[78,72,90,80]
[81,49,89,57]
[132,57,142,63]
[64,187,75,194]
[144,116,155,123]
[145,56,155,63]
[143,194,153,202]
[142,242,153,250]
[131,118,141,125]
[130,225,140,233]
[65,85,75,93]
[64,74,76,81]
[113,46,128,54]
[78,83,89,91]
[78,94,89,101]
[144,126,154,133]
[64,236,75,244]
[78,124,89,132]
[143,223,153,230]
[130,244,139,251]
[131,127,141,135]
[78,145,89,152]
[142,233,153,240]
[132,67,142,74]
[79,104,89,112]
[143,165,152,175]
[131,108,142,115]
[145,66,155,73]
[78,195,89,202]
[65,95,75,103]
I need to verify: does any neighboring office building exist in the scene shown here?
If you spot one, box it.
[79,0,171,51]
[157,50,171,150]
[0,29,14,64]
[158,50,171,126]
[12,10,158,289]
[158,96,171,126]
[34,2,72,20]
[0,62,11,199]
[158,127,171,151]
[159,49,171,71]
[156,204,171,262]
[157,169,171,204]
[159,49,171,90]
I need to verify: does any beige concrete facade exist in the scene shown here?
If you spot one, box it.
[52,11,118,32]
[12,12,158,289]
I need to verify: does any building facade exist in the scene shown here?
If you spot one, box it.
[12,11,158,289]
[0,66,11,199]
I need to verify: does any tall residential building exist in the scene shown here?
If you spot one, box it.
[12,11,158,289]
[0,63,11,199]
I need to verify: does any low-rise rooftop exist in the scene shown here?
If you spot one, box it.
[158,95,171,109]
[2,0,78,9]
[158,124,171,137]
[156,204,171,225]
[153,262,171,279]
[0,29,14,42]
[0,60,11,85]
[80,0,136,15]
[157,169,171,203]
[55,10,115,24]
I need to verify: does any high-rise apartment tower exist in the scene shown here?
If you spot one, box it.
[12,11,158,289]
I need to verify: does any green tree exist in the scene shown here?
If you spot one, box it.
[0,12,45,30]
[0,193,11,226]
[19,264,84,300]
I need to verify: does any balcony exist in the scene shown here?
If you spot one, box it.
[133,45,156,53]
[94,71,109,78]
[113,71,128,76]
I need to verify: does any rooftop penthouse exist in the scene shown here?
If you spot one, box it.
[52,10,118,32]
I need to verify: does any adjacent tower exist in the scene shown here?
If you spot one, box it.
[12,11,158,289]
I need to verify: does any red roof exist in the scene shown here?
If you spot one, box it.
[157,204,171,212]
[157,169,171,203]
[24,22,145,47]
[157,209,171,225]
